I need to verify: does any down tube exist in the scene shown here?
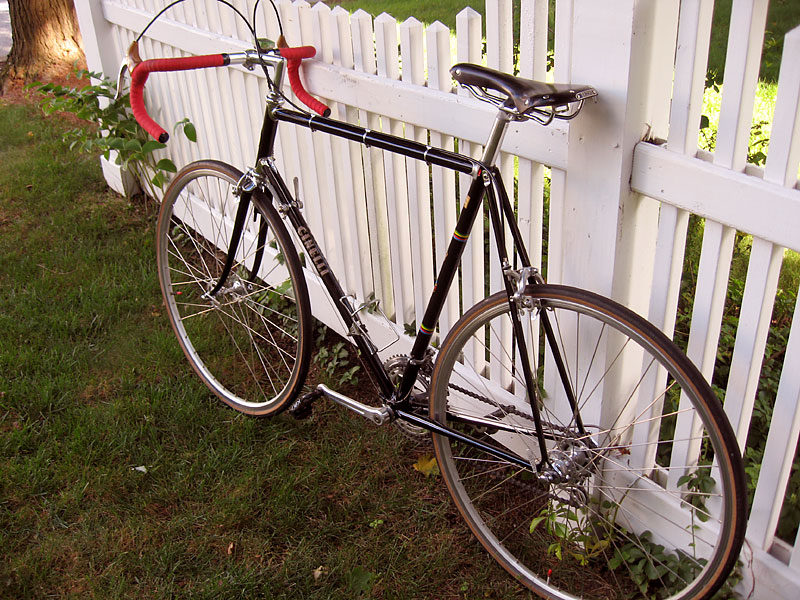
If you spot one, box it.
[261,162,396,398]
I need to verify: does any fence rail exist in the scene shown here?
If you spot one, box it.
[75,0,800,596]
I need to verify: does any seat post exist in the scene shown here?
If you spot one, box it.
[480,109,513,166]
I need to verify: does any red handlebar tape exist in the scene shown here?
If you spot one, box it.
[130,47,331,143]
[278,46,331,117]
[130,54,228,143]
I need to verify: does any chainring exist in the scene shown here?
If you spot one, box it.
[384,354,432,444]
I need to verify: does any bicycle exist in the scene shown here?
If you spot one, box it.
[121,2,746,598]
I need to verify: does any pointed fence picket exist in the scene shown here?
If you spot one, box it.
[77,0,800,596]
[400,16,434,332]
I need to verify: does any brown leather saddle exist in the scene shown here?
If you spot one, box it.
[451,63,596,118]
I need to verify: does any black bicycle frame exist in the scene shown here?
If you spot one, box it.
[270,107,492,392]
[227,103,581,472]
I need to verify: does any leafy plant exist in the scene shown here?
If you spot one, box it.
[605,532,741,599]
[530,490,745,598]
[346,565,378,597]
[678,466,716,523]
[29,69,195,198]
[315,340,360,387]
[529,502,610,566]
[607,531,687,597]
[403,320,417,337]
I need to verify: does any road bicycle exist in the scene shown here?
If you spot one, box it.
[121,2,746,598]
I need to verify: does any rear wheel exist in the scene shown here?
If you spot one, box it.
[430,285,745,599]
[156,160,312,415]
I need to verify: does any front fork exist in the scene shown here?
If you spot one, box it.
[202,167,273,301]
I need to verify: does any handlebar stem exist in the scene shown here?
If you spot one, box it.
[203,50,287,114]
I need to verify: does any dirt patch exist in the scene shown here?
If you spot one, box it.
[1,46,87,94]
[0,68,96,130]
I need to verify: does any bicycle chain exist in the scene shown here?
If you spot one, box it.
[448,381,533,422]
[447,381,582,442]
[387,355,591,503]
[443,382,593,505]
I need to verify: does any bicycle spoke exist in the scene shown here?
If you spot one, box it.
[158,164,310,415]
[430,287,744,599]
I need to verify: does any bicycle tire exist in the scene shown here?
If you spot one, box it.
[429,285,745,600]
[156,160,312,415]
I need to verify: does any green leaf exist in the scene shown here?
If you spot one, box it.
[151,172,166,189]
[257,37,276,50]
[346,566,377,596]
[108,137,126,151]
[552,521,567,539]
[569,551,589,566]
[124,139,142,152]
[156,158,177,173]
[183,122,197,143]
[142,140,166,154]
[529,515,548,533]
[548,542,562,561]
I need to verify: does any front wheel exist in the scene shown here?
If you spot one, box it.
[429,285,745,600]
[156,160,312,415]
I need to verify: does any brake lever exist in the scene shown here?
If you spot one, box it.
[115,41,143,100]
[114,61,127,100]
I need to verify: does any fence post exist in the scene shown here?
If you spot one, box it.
[74,0,139,196]
[555,0,676,315]
[74,0,117,78]
[542,0,679,433]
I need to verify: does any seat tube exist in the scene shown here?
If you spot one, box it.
[397,110,514,403]
[481,110,512,166]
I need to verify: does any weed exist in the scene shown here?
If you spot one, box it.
[315,340,360,387]
[530,502,611,566]
[346,565,379,597]
[529,469,744,598]
[678,467,716,523]
[28,70,195,198]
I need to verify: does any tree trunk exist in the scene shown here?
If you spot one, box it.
[1,0,84,83]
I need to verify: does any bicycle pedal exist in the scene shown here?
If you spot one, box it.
[288,389,323,420]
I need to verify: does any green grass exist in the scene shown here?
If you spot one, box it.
[327,0,496,29]
[0,101,534,599]
[708,0,800,84]
[331,0,800,84]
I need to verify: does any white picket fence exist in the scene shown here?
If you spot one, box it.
[75,0,800,597]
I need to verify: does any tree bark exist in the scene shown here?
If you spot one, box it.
[1,0,84,84]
